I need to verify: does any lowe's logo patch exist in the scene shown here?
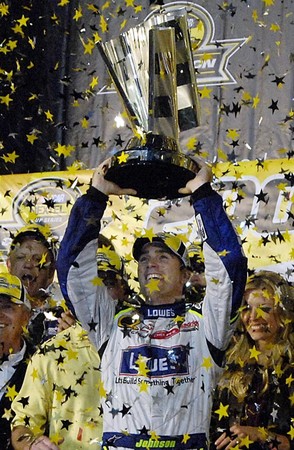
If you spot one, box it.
[120,345,189,377]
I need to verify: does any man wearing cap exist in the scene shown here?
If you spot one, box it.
[6,224,68,344]
[185,242,206,304]
[57,158,247,450]
[97,243,132,306]
[0,272,34,449]
[10,240,132,450]
[98,232,145,307]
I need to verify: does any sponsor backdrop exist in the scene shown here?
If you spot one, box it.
[0,1,293,286]
[0,159,293,290]
[1,1,293,172]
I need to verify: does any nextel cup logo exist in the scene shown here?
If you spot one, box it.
[12,177,82,237]
[145,2,247,86]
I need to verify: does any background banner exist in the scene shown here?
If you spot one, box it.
[0,159,293,289]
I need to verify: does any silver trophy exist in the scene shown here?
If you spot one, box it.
[97,12,201,199]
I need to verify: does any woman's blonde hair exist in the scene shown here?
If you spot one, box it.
[219,271,294,401]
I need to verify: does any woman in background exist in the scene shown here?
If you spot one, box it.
[210,271,294,450]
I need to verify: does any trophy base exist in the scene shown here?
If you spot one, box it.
[105,147,199,199]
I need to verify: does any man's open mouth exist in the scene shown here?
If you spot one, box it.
[21,274,35,282]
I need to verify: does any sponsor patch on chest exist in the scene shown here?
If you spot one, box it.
[120,344,189,377]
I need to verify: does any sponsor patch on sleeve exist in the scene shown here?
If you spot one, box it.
[195,213,207,241]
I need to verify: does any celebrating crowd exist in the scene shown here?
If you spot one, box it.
[0,157,293,450]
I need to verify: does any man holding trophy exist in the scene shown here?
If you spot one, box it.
[57,12,247,450]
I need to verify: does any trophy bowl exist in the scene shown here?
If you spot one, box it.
[105,134,199,199]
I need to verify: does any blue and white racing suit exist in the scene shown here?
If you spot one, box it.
[57,183,247,450]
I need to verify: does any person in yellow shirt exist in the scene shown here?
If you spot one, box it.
[11,240,131,450]
[11,323,102,450]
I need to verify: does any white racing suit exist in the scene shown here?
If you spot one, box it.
[57,184,247,450]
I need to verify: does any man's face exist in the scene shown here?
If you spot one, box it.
[137,243,189,305]
[0,295,30,357]
[7,238,55,302]
[99,270,128,301]
[188,271,206,288]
